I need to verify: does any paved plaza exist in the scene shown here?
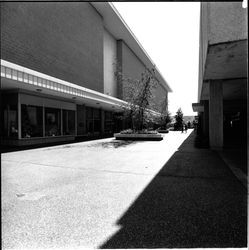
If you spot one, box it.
[2,130,247,249]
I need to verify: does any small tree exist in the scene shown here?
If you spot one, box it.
[174,108,184,130]
[115,64,158,131]
[157,97,172,129]
[159,111,172,129]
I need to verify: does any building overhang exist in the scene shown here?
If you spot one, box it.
[203,40,247,81]
[1,59,163,117]
[199,39,247,101]
[1,59,127,112]
[91,2,172,93]
[192,103,204,112]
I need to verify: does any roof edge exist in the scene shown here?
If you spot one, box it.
[91,2,173,93]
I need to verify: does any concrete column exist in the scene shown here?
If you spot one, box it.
[209,80,223,149]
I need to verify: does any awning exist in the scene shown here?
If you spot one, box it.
[192,103,204,112]
[1,59,162,117]
[1,59,127,111]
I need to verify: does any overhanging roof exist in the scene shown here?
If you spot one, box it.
[1,59,127,111]
[1,59,163,117]
[192,103,204,112]
[91,2,172,93]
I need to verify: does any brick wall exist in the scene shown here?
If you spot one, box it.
[1,2,104,92]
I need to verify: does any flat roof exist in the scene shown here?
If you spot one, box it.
[92,2,172,93]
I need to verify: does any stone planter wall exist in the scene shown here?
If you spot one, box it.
[114,133,164,141]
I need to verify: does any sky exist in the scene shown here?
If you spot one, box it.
[112,2,200,116]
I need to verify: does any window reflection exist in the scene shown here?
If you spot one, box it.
[21,105,43,138]
[3,104,18,138]
[45,108,61,136]
[105,111,114,134]
[86,107,93,134]
[86,107,101,134]
[93,108,100,133]
[63,110,75,135]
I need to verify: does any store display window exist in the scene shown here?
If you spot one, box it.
[62,110,75,135]
[45,107,61,136]
[21,105,43,138]
[3,104,18,138]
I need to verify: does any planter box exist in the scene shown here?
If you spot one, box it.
[114,133,164,141]
[157,130,169,133]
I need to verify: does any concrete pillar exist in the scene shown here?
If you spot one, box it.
[209,80,223,149]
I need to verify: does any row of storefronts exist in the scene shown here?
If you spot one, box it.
[1,90,121,146]
[0,59,126,146]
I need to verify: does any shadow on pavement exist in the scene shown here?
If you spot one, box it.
[100,131,247,248]
[0,134,113,153]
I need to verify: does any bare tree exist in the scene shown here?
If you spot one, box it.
[157,97,172,129]
[114,62,159,131]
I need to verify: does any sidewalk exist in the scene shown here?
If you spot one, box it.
[101,131,247,248]
[218,148,248,189]
[2,130,247,249]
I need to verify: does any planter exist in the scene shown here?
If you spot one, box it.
[114,133,164,141]
[157,129,169,133]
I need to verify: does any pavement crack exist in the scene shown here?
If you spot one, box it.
[3,160,155,177]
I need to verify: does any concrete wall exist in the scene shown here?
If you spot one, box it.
[152,84,168,112]
[119,41,168,110]
[209,2,247,44]
[1,2,104,92]
[103,29,117,97]
[122,41,146,83]
[198,2,247,101]
[198,3,209,101]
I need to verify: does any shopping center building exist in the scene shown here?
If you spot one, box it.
[1,2,172,146]
[193,2,247,150]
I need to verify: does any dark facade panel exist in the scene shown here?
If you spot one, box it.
[152,83,168,112]
[122,41,147,84]
[120,41,168,109]
[1,2,104,92]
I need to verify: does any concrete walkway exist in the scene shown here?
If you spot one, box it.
[1,130,247,249]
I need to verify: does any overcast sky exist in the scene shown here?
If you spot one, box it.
[112,2,200,116]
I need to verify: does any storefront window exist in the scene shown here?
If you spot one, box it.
[104,111,114,134]
[93,108,100,133]
[86,107,93,134]
[3,104,18,138]
[45,108,61,136]
[21,105,43,138]
[62,110,75,135]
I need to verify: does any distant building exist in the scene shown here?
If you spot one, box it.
[1,2,172,146]
[193,2,247,149]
